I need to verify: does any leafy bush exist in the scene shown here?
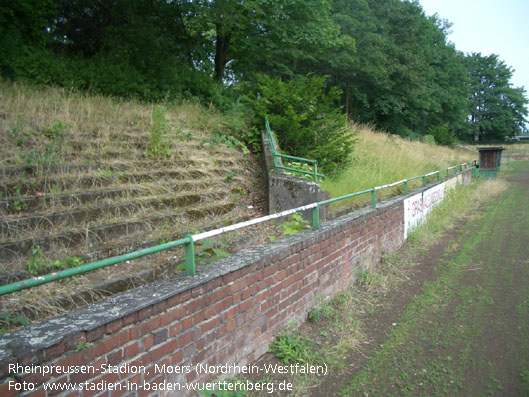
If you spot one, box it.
[423,135,436,146]
[246,74,355,174]
[428,123,457,145]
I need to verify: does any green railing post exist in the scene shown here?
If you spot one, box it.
[312,205,320,230]
[404,180,408,195]
[184,236,196,276]
[437,171,440,181]
[422,175,426,187]
[314,163,319,183]
[371,188,376,208]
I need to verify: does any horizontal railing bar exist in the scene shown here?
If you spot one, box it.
[0,237,192,296]
[274,153,317,164]
[375,179,407,191]
[275,165,325,178]
[424,170,440,177]
[318,188,374,206]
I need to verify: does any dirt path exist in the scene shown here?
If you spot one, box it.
[318,162,529,396]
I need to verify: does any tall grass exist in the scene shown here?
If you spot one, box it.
[0,81,233,143]
[321,123,476,211]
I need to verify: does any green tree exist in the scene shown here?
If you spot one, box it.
[465,53,528,142]
[0,0,56,77]
[247,74,354,173]
[324,0,468,138]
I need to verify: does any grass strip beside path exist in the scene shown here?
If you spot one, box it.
[340,162,529,396]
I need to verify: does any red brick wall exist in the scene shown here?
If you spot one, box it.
[0,196,405,396]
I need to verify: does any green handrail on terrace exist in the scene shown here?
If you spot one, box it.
[265,118,325,183]
[0,161,476,297]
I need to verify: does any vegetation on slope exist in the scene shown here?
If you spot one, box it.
[321,123,475,210]
[0,82,269,328]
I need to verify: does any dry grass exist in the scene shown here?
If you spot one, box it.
[0,81,241,169]
[0,81,269,327]
[321,123,476,211]
[0,82,150,139]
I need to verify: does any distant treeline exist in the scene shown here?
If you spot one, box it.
[1,0,527,143]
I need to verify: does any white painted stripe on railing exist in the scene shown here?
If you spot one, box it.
[375,179,407,191]
[424,171,439,177]
[192,203,318,242]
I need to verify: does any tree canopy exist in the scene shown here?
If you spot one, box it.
[1,0,527,147]
[465,53,528,142]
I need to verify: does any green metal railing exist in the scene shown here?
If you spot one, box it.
[0,161,475,297]
[265,118,325,183]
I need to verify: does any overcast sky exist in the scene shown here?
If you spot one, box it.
[419,0,529,93]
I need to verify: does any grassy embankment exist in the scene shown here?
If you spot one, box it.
[0,81,266,325]
[321,124,475,212]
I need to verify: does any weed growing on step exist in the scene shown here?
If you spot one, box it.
[27,244,46,276]
[201,133,249,154]
[8,115,34,147]
[279,213,310,236]
[27,245,84,276]
[195,239,230,264]
[12,119,68,173]
[21,142,62,170]
[75,341,91,352]
[9,186,26,212]
[42,120,68,140]
[147,105,172,158]
[47,255,84,270]
[269,213,311,242]
[225,171,237,182]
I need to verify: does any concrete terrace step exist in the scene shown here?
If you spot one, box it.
[0,164,102,178]
[0,167,238,196]
[0,176,238,215]
[0,202,237,263]
[0,191,227,237]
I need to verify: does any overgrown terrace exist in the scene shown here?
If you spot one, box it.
[0,82,269,325]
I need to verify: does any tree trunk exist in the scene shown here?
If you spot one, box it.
[214,24,231,82]
[345,80,352,119]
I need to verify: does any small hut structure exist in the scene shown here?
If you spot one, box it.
[476,147,504,178]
